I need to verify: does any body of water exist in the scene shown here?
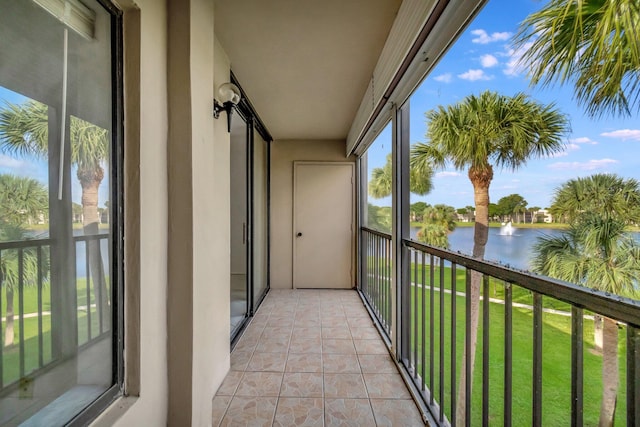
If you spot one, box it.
[408,226,552,271]
[22,229,110,279]
[412,225,640,271]
[444,226,561,271]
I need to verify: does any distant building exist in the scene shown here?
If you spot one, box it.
[536,209,553,223]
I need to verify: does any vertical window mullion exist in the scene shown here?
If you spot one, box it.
[393,102,410,362]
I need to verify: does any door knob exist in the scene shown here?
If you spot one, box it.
[296,232,303,237]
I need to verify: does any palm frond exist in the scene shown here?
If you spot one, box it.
[549,174,640,224]
[0,101,49,159]
[515,0,640,117]
[533,216,640,296]
[369,152,434,198]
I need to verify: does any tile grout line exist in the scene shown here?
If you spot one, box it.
[226,291,413,426]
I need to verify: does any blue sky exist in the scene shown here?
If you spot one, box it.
[367,0,640,210]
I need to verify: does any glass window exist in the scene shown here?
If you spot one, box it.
[0,0,122,424]
[362,122,392,234]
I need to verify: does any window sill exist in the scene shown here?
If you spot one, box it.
[89,396,139,426]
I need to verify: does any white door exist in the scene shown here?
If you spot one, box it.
[293,162,354,289]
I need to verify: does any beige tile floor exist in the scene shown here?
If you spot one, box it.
[213,289,425,427]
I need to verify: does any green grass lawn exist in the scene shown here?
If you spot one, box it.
[1,277,102,318]
[1,284,52,318]
[1,278,108,387]
[408,264,575,312]
[406,286,627,426]
[368,258,576,312]
[2,308,104,386]
[23,223,111,232]
[364,261,629,425]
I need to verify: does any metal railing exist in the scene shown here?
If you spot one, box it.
[359,226,640,425]
[0,238,51,390]
[0,233,110,392]
[360,227,393,339]
[74,233,111,348]
[402,238,640,427]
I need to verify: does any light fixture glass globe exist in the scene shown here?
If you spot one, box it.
[218,82,241,105]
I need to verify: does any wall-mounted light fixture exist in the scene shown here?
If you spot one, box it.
[213,82,241,132]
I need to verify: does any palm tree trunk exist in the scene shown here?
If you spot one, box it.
[456,166,492,424]
[594,314,604,352]
[599,317,618,427]
[79,168,110,331]
[4,287,14,347]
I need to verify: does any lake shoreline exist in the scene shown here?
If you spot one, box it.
[454,221,568,229]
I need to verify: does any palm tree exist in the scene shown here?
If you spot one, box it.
[369,153,442,242]
[515,0,640,117]
[416,204,457,248]
[411,201,429,222]
[529,206,541,223]
[0,100,110,326]
[514,198,527,224]
[368,153,434,199]
[533,216,640,426]
[0,174,49,347]
[549,174,640,223]
[367,203,392,233]
[411,90,569,423]
[535,173,640,426]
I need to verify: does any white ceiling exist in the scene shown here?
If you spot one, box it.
[214,0,403,141]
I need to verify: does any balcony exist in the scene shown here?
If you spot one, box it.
[3,0,639,424]
[213,223,640,426]
[214,289,424,426]
[361,227,640,426]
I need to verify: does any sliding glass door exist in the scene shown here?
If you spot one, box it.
[230,114,249,337]
[229,86,271,341]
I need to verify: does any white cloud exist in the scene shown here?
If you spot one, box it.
[569,137,598,145]
[600,129,640,141]
[550,143,580,158]
[458,69,492,81]
[503,41,534,77]
[548,158,618,171]
[480,54,498,68]
[433,73,453,83]
[0,154,25,169]
[471,29,511,44]
[435,171,461,178]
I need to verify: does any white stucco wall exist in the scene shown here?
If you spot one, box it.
[124,0,167,424]
[94,1,231,425]
[191,6,231,424]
